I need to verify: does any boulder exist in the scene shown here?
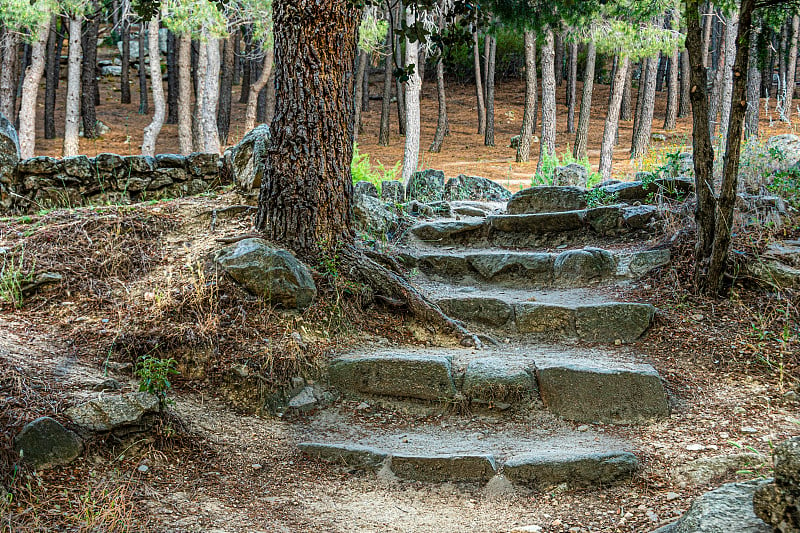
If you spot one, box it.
[622,205,658,229]
[65,392,160,432]
[764,240,800,268]
[574,302,654,342]
[466,251,553,282]
[215,238,316,309]
[381,180,405,203]
[553,248,615,285]
[462,357,536,403]
[410,220,484,242]
[675,453,764,486]
[14,417,83,470]
[746,259,800,289]
[298,442,387,470]
[407,169,445,202]
[100,65,123,76]
[752,437,800,532]
[514,303,576,336]
[391,454,497,482]
[354,180,379,198]
[93,153,125,172]
[187,152,220,176]
[443,174,512,202]
[155,153,187,169]
[436,297,514,328]
[503,450,638,489]
[17,156,61,175]
[507,186,587,214]
[553,163,588,186]
[0,112,19,202]
[767,134,800,166]
[583,205,624,235]
[125,155,157,173]
[223,125,270,191]
[63,155,95,179]
[352,194,399,237]
[677,152,694,175]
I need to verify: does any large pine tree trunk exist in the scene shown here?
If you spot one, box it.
[138,25,148,114]
[620,60,634,121]
[255,0,360,256]
[679,48,691,117]
[121,12,131,104]
[473,24,486,135]
[201,37,221,153]
[378,29,392,147]
[44,17,60,140]
[718,10,739,140]
[353,49,369,144]
[785,14,799,121]
[193,40,207,149]
[245,51,274,132]
[599,56,629,180]
[166,31,178,125]
[239,28,252,104]
[63,17,82,157]
[664,48,680,130]
[0,31,19,122]
[484,35,496,147]
[142,17,165,156]
[537,28,557,176]
[18,23,49,159]
[566,41,578,134]
[81,1,100,139]
[573,41,596,161]
[401,7,422,183]
[177,33,193,154]
[516,31,537,163]
[630,55,658,159]
[218,36,236,145]
[554,33,564,86]
[745,19,762,138]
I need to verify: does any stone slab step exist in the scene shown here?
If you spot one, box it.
[326,347,669,424]
[403,247,670,287]
[297,414,639,488]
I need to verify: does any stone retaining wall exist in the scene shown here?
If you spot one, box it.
[1,152,228,213]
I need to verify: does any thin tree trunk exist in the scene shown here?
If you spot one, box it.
[233,31,241,87]
[0,31,19,121]
[484,35,496,146]
[121,12,131,104]
[517,31,537,163]
[554,32,564,86]
[166,31,178,125]
[218,36,235,144]
[473,24,486,135]
[142,17,165,156]
[655,53,667,92]
[394,12,406,135]
[44,16,59,139]
[353,49,369,144]
[745,19,762,138]
[138,24,148,114]
[401,8,422,183]
[193,40,207,150]
[81,1,100,139]
[702,2,713,68]
[201,37,221,153]
[631,55,658,159]
[566,41,578,133]
[244,50,273,132]
[573,41,596,161]
[378,30,392,146]
[784,14,799,121]
[537,28,557,176]
[633,60,645,137]
[679,48,691,117]
[665,44,680,130]
[719,10,739,140]
[599,56,629,180]
[239,28,252,104]
[621,60,634,121]
[177,33,193,154]
[18,23,49,159]
[430,3,448,153]
[63,17,82,157]
[482,34,490,102]
[362,62,370,112]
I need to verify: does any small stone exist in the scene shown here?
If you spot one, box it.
[509,526,542,533]
[741,426,758,434]
[691,314,704,321]
[666,491,680,501]
[355,402,371,411]
[733,406,747,415]
[251,464,263,470]
[686,443,705,451]
[137,464,149,473]
[577,425,590,432]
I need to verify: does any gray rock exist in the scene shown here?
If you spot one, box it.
[675,453,764,485]
[354,180,379,198]
[0,112,19,203]
[503,450,638,489]
[223,124,269,191]
[154,167,188,184]
[407,169,445,202]
[583,205,623,235]
[63,155,95,179]
[155,153,187,169]
[18,156,62,174]
[436,297,513,328]
[65,392,160,432]
[451,202,490,217]
[658,480,772,533]
[514,303,576,336]
[93,153,125,172]
[353,194,399,237]
[125,155,157,173]
[678,152,694,175]
[100,65,122,76]
[381,180,405,203]
[553,163,589,186]
[573,302,654,342]
[599,177,694,202]
[410,220,484,242]
[215,238,317,309]
[752,437,800,532]
[488,212,584,234]
[767,134,800,166]
[553,248,615,285]
[287,386,320,412]
[298,442,387,470]
[467,252,553,282]
[507,186,587,214]
[536,360,669,423]
[391,454,497,482]
[415,253,473,278]
[462,357,536,403]
[443,174,512,202]
[652,133,667,142]
[14,417,83,470]
[79,120,110,137]
[187,152,220,176]
[746,259,800,289]
[618,249,671,277]
[623,205,658,229]
[328,353,457,401]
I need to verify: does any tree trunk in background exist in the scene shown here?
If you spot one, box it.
[702,2,713,67]
[745,19,761,138]
[265,68,276,123]
[665,48,679,130]
[780,22,788,113]
[679,48,691,117]
[81,2,100,139]
[708,15,727,135]
[394,12,406,135]
[633,61,645,138]
[430,4,449,153]
[201,37,221,153]
[484,35,496,147]
[719,10,738,140]
[0,31,19,122]
[193,40,207,150]
[554,32,564,86]
[362,62,370,112]
[378,31,392,146]
[621,61,634,121]
[482,35,490,103]
[44,17,60,139]
[63,17,82,157]
[566,41,577,133]
[599,56,629,180]
[166,31,178,125]
[254,0,360,256]
[121,13,131,104]
[239,29,252,104]
[233,32,241,86]
[353,49,369,144]
[537,29,556,176]
[18,23,48,159]
[142,17,165,156]
[473,24,486,135]
[218,36,235,144]
[631,55,658,159]
[138,25,148,114]
[517,31,537,163]
[655,53,667,92]
[784,14,799,121]
[401,8,422,184]
[245,51,273,132]
[178,34,193,154]
[574,41,596,161]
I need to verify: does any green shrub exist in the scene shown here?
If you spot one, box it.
[351,144,401,195]
[135,353,178,406]
[0,250,34,309]
[533,150,602,187]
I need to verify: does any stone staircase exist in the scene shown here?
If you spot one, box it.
[299,183,677,490]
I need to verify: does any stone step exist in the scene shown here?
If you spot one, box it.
[297,414,639,488]
[327,347,669,424]
[402,247,670,288]
[409,205,658,248]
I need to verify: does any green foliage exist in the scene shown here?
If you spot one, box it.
[532,150,602,186]
[359,9,388,52]
[585,188,619,208]
[351,144,401,195]
[0,0,56,38]
[443,26,525,81]
[161,0,230,39]
[0,250,34,310]
[768,172,800,211]
[135,353,178,404]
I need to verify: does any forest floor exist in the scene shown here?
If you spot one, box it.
[1,59,798,532]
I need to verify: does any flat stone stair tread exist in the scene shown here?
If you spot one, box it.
[297,413,638,487]
[327,345,669,424]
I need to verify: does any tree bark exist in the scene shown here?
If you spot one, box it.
[655,53,667,92]
[784,14,799,121]
[719,10,739,140]
[353,49,369,144]
[362,61,370,112]
[193,40,207,150]
[702,2,713,68]
[473,23,486,135]
[254,0,360,256]
[620,60,634,121]
[81,1,100,139]
[63,17,82,157]
[537,28,557,176]
[394,14,406,135]
[484,35,496,147]
[138,24,148,115]
[245,50,274,132]
[573,41,596,161]
[566,41,578,133]
[121,12,131,104]
[599,56,629,180]
[679,48,691,117]
[218,36,236,145]
[240,28,252,104]
[166,31,178,125]
[745,19,761,138]
[178,33,193,155]
[18,23,49,159]
[401,7,422,183]
[201,37,221,153]
[631,55,658,159]
[517,31,537,163]
[378,29,392,147]
[44,16,60,139]
[0,31,19,122]
[554,32,564,86]
[142,17,165,156]
[665,47,680,130]
[430,3,448,153]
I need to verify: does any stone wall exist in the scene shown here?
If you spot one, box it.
[0,151,228,213]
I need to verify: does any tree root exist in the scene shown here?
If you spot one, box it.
[340,244,483,348]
